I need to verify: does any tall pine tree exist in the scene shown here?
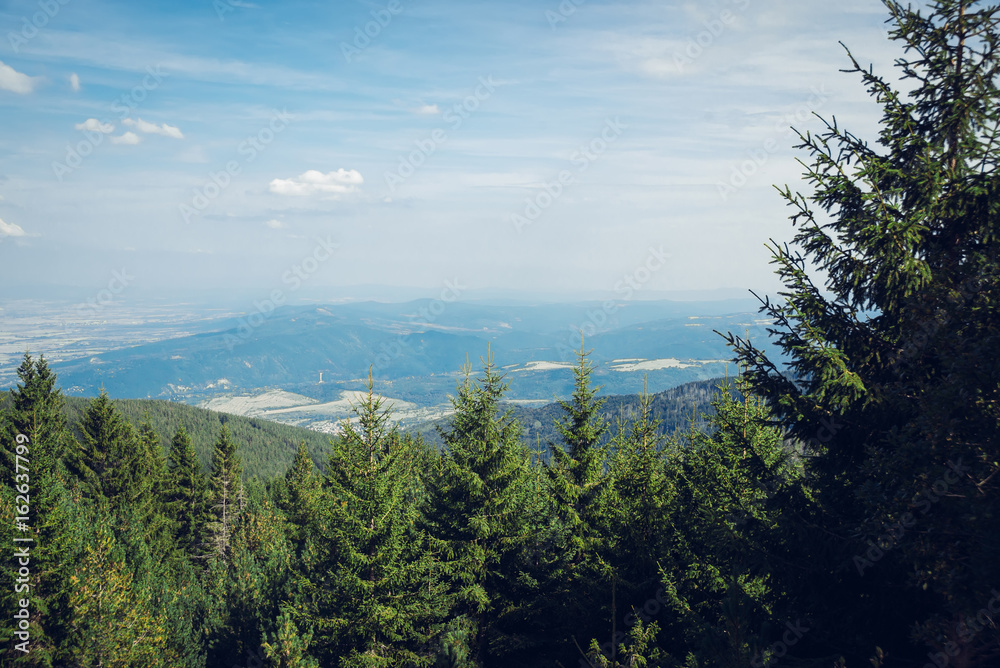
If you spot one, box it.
[167,424,211,560]
[207,424,244,560]
[423,350,537,665]
[724,1,1000,663]
[301,371,443,667]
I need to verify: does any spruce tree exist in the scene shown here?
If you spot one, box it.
[278,441,321,551]
[207,425,244,560]
[544,339,614,663]
[208,484,295,668]
[64,392,148,507]
[263,609,320,668]
[658,378,802,668]
[423,350,536,665]
[136,417,174,553]
[302,372,442,667]
[723,1,1000,663]
[548,338,609,552]
[0,353,74,665]
[1,353,71,487]
[166,424,211,559]
[62,503,179,667]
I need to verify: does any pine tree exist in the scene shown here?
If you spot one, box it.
[278,442,321,551]
[657,377,803,667]
[167,424,211,559]
[543,339,615,663]
[548,338,609,550]
[423,350,536,664]
[64,392,148,507]
[136,417,174,553]
[0,353,75,665]
[722,1,1000,663]
[262,609,320,668]
[1,353,71,488]
[62,505,177,667]
[302,371,443,667]
[207,425,245,560]
[590,382,673,663]
[208,483,295,668]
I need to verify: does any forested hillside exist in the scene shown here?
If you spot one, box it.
[63,397,333,480]
[2,2,999,667]
[0,393,331,480]
[1,379,725,479]
[416,376,726,452]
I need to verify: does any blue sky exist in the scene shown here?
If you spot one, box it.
[0,0,903,302]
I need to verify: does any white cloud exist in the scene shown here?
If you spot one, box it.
[414,104,440,115]
[265,219,285,229]
[111,132,141,145]
[269,169,364,197]
[69,72,80,92]
[75,118,115,134]
[0,61,38,94]
[123,117,184,139]
[0,217,27,238]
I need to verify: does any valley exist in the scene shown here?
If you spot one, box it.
[1,296,778,435]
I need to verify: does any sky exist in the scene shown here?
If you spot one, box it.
[0,0,907,303]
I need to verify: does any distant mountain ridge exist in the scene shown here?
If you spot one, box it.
[40,299,775,404]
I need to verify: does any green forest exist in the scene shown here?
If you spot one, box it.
[3,1,1000,666]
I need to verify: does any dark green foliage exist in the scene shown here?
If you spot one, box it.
[0,353,76,666]
[720,1,1000,664]
[1,353,72,488]
[63,391,147,506]
[207,425,245,559]
[542,341,615,662]
[300,372,444,667]
[658,378,800,667]
[60,396,329,479]
[167,425,212,559]
[206,483,294,668]
[422,350,541,664]
[262,609,320,668]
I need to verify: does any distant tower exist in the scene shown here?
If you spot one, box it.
[319,372,323,383]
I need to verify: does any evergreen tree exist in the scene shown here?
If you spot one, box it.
[207,424,245,560]
[61,504,178,667]
[0,353,75,665]
[723,1,1000,663]
[548,338,609,554]
[64,392,140,503]
[543,339,614,663]
[423,350,536,665]
[301,371,443,667]
[589,383,673,663]
[136,417,174,554]
[167,424,211,559]
[660,378,803,667]
[263,609,320,668]
[208,483,294,668]
[1,353,71,487]
[277,441,322,551]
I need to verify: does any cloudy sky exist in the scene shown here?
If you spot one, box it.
[0,0,905,302]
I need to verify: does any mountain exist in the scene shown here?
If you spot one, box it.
[40,299,778,407]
